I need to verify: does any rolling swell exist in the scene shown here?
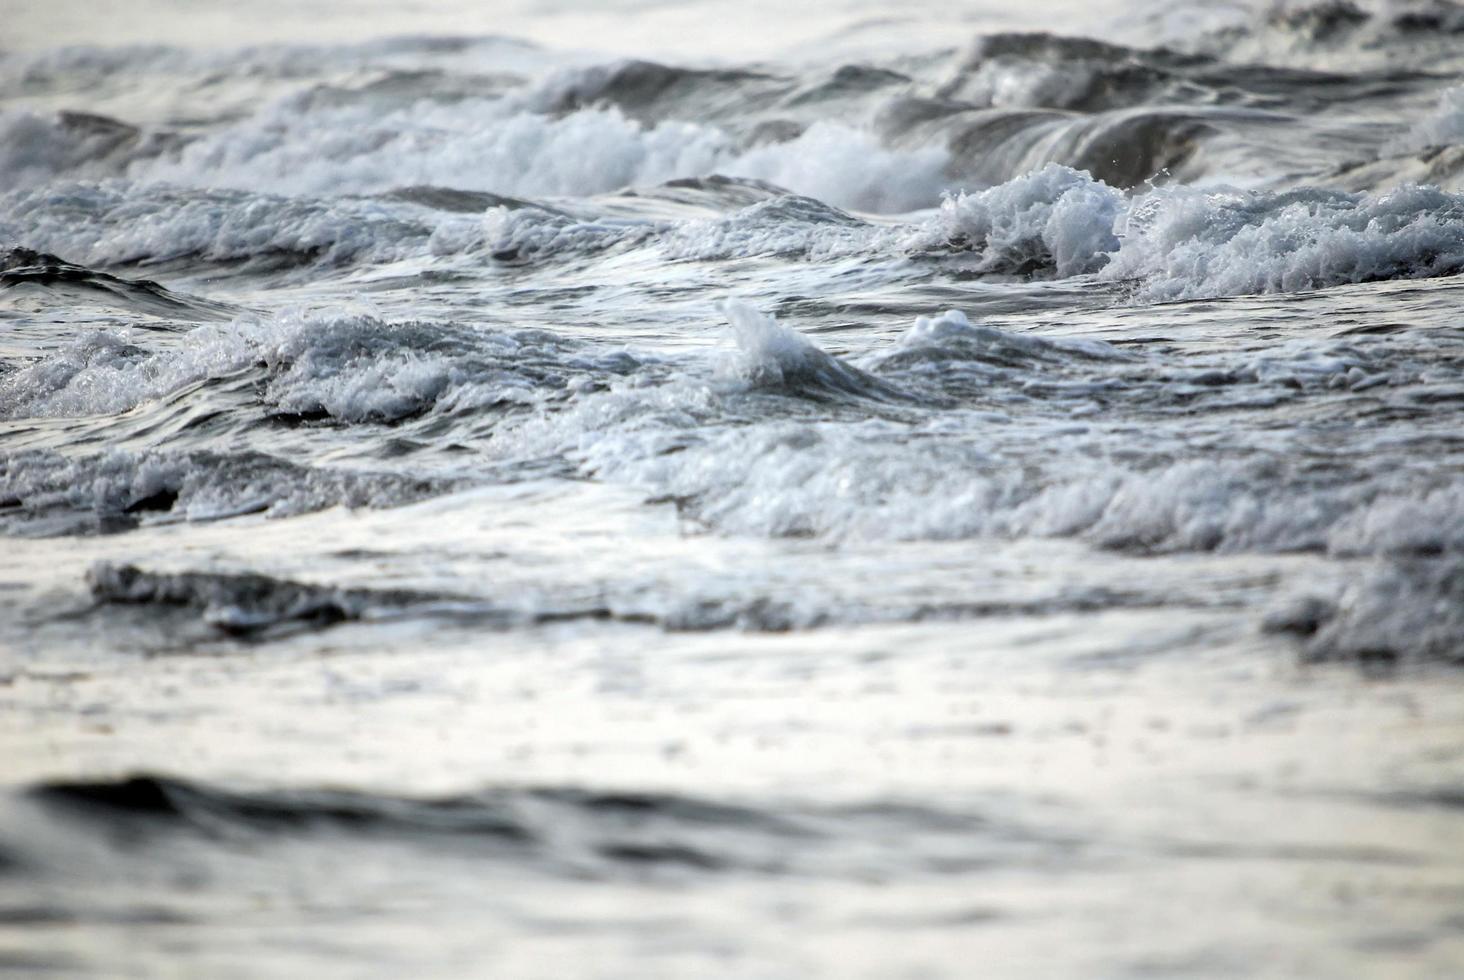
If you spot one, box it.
[0,109,184,188]
[938,30,1439,113]
[21,772,1050,879]
[0,247,235,320]
[536,59,790,128]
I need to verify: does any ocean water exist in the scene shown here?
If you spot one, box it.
[2,0,1464,976]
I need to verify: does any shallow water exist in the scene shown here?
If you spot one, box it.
[2,1,1464,976]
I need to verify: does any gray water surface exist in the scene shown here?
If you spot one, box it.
[2,1,1464,976]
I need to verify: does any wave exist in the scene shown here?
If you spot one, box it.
[134,97,729,200]
[492,304,1464,556]
[1265,556,1464,664]
[881,20,1464,188]
[0,48,1205,203]
[84,89,951,213]
[863,308,1127,379]
[0,36,552,133]
[909,164,1464,297]
[718,121,949,213]
[77,559,802,636]
[19,772,1038,878]
[0,181,452,274]
[480,205,664,263]
[1111,0,1464,79]
[1329,146,1464,196]
[662,193,897,261]
[1100,181,1464,300]
[0,247,235,320]
[907,164,1121,276]
[1349,77,1464,191]
[0,449,447,536]
[14,298,1457,581]
[720,300,912,403]
[10,163,1464,305]
[0,309,646,425]
[532,59,789,125]
[1189,0,1464,71]
[593,424,1464,556]
[0,109,181,187]
[530,57,925,139]
[75,553,1168,638]
[468,164,1464,304]
[377,184,544,214]
[614,173,789,215]
[86,561,459,637]
[1387,83,1464,154]
[5,22,1458,217]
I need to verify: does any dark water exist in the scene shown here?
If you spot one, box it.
[2,1,1464,976]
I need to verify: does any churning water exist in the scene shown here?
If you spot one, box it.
[2,0,1463,976]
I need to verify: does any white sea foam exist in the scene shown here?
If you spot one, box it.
[1267,554,1464,662]
[901,165,1464,298]
[1387,84,1464,155]
[721,300,829,385]
[564,394,1462,554]
[145,98,729,200]
[114,90,952,213]
[0,94,958,216]
[1328,482,1464,557]
[720,122,950,214]
[476,192,899,264]
[909,164,1123,276]
[490,304,1462,558]
[718,298,896,401]
[1102,182,1464,300]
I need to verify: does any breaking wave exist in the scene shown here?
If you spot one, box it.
[0,309,643,424]
[913,165,1464,298]
[492,304,1464,558]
